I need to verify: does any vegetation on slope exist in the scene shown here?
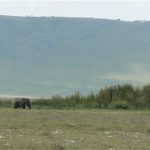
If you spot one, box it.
[0,16,150,96]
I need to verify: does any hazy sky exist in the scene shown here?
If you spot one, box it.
[0,1,150,21]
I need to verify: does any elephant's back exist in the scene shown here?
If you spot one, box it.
[12,98,21,103]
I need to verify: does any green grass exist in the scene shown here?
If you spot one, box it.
[28,84,150,109]
[0,109,150,149]
[2,84,150,110]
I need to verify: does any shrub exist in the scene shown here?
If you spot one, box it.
[108,101,130,109]
[0,100,11,108]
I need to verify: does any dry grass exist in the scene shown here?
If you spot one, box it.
[0,109,150,149]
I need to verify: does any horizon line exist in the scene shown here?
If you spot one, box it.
[0,14,150,23]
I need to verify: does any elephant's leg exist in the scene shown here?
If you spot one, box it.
[22,105,25,109]
[13,102,19,109]
[19,101,25,109]
[14,106,18,109]
[27,102,31,109]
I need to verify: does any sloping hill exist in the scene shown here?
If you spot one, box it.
[0,15,150,97]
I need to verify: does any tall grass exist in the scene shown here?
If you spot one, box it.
[2,84,150,109]
[31,84,150,109]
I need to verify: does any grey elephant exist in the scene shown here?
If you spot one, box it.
[12,98,31,109]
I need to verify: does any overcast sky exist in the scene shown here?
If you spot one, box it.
[0,1,150,21]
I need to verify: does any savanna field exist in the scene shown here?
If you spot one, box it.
[0,109,150,150]
[1,84,150,149]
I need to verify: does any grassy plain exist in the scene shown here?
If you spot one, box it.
[0,109,150,150]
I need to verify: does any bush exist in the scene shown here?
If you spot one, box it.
[108,101,130,109]
[0,100,11,108]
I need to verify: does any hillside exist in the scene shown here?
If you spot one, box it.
[0,15,150,97]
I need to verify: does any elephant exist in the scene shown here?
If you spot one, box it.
[12,98,31,109]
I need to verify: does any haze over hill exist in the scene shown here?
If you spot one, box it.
[0,15,150,97]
